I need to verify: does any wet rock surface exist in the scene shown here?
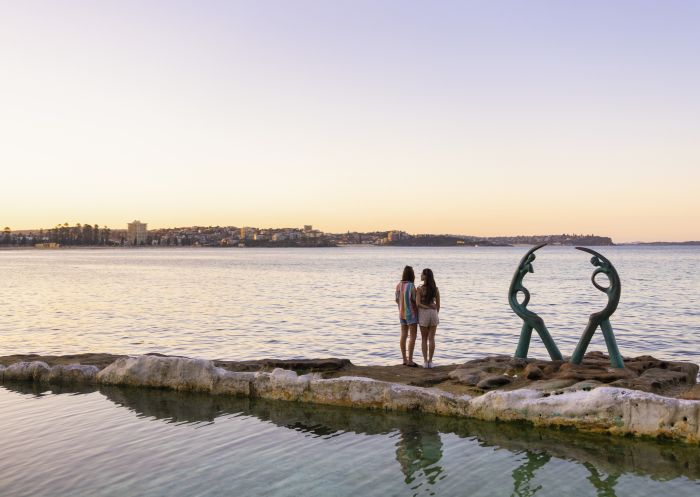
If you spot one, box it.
[446,351,698,398]
[1,351,697,398]
[477,375,513,389]
[0,353,352,375]
[215,357,352,373]
[0,353,124,369]
[523,363,544,380]
[2,361,101,384]
[680,384,700,400]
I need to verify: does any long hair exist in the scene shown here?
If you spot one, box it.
[401,265,415,284]
[421,268,437,304]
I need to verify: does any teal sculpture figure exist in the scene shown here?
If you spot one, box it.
[508,244,563,361]
[570,247,624,368]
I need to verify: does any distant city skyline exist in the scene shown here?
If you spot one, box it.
[2,222,619,247]
[2,1,698,242]
[2,220,691,244]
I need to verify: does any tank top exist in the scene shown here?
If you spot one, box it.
[396,281,417,321]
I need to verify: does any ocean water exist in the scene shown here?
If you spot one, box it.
[2,247,700,497]
[1,246,699,365]
[1,384,699,497]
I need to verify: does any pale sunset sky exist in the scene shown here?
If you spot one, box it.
[1,1,698,242]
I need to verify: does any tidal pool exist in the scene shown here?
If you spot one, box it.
[1,385,698,497]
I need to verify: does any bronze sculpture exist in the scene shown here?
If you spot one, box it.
[570,247,624,368]
[508,245,624,368]
[508,243,563,361]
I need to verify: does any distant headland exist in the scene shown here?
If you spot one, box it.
[618,241,700,246]
[1,223,617,248]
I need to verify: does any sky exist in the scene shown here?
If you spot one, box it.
[1,1,698,242]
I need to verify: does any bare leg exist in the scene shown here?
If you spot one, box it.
[400,324,408,364]
[428,326,437,362]
[407,324,418,364]
[419,325,429,363]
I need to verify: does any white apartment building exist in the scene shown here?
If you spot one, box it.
[127,220,148,245]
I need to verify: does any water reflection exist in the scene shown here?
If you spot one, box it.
[395,428,443,487]
[512,452,550,497]
[584,463,619,497]
[3,383,699,496]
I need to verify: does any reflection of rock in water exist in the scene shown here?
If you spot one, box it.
[463,419,700,483]
[1,381,97,396]
[3,382,699,489]
[100,386,244,424]
[92,385,700,484]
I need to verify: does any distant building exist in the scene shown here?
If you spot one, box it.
[127,220,148,245]
[303,228,322,239]
[387,231,406,242]
[303,225,313,232]
[240,227,257,240]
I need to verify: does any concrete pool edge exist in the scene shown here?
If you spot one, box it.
[2,354,699,444]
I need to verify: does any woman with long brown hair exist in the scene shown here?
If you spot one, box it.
[416,268,440,368]
[395,265,419,367]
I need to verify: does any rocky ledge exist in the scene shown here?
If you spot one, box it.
[1,352,699,444]
[444,352,700,399]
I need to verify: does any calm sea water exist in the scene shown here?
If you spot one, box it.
[1,384,699,497]
[2,247,700,497]
[1,246,699,364]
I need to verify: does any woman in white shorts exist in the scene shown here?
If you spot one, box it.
[416,268,440,368]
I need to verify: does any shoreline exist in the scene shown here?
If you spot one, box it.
[2,352,700,444]
[3,244,699,252]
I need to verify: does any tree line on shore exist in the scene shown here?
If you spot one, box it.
[1,224,113,246]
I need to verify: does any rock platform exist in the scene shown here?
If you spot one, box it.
[1,352,699,443]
